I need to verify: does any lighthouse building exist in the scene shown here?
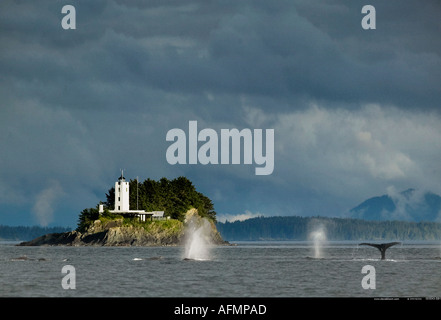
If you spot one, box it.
[99,171,165,221]
[114,172,130,212]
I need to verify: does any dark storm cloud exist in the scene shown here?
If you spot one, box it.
[1,0,441,225]
[2,0,440,110]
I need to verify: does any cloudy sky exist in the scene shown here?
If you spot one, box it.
[1,0,441,227]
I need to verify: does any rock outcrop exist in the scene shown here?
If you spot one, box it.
[18,209,227,246]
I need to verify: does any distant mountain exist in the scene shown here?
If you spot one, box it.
[215,189,441,241]
[350,188,441,222]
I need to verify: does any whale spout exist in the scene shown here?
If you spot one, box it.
[359,242,401,260]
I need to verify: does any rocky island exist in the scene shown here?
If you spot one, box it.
[19,175,227,246]
[19,208,226,246]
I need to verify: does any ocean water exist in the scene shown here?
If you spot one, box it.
[1,241,441,297]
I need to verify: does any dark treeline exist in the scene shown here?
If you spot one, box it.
[216,216,441,241]
[0,225,71,241]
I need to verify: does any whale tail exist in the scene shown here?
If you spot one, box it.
[359,242,401,260]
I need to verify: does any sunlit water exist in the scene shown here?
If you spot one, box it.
[1,241,441,297]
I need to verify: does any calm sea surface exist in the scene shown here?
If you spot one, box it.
[1,241,441,297]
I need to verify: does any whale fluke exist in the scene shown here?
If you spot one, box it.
[359,242,401,260]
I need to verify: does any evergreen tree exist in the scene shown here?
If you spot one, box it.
[105,187,115,210]
[76,207,99,232]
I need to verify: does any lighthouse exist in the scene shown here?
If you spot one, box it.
[103,170,165,221]
[114,170,129,212]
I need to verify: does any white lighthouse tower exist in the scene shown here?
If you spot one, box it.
[114,170,129,212]
[103,170,165,221]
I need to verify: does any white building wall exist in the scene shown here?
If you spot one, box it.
[114,180,130,212]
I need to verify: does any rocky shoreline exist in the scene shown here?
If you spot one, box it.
[18,209,227,247]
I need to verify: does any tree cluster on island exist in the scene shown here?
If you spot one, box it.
[77,176,216,233]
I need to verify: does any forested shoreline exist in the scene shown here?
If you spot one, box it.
[216,216,441,241]
[0,225,71,241]
[5,215,441,242]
